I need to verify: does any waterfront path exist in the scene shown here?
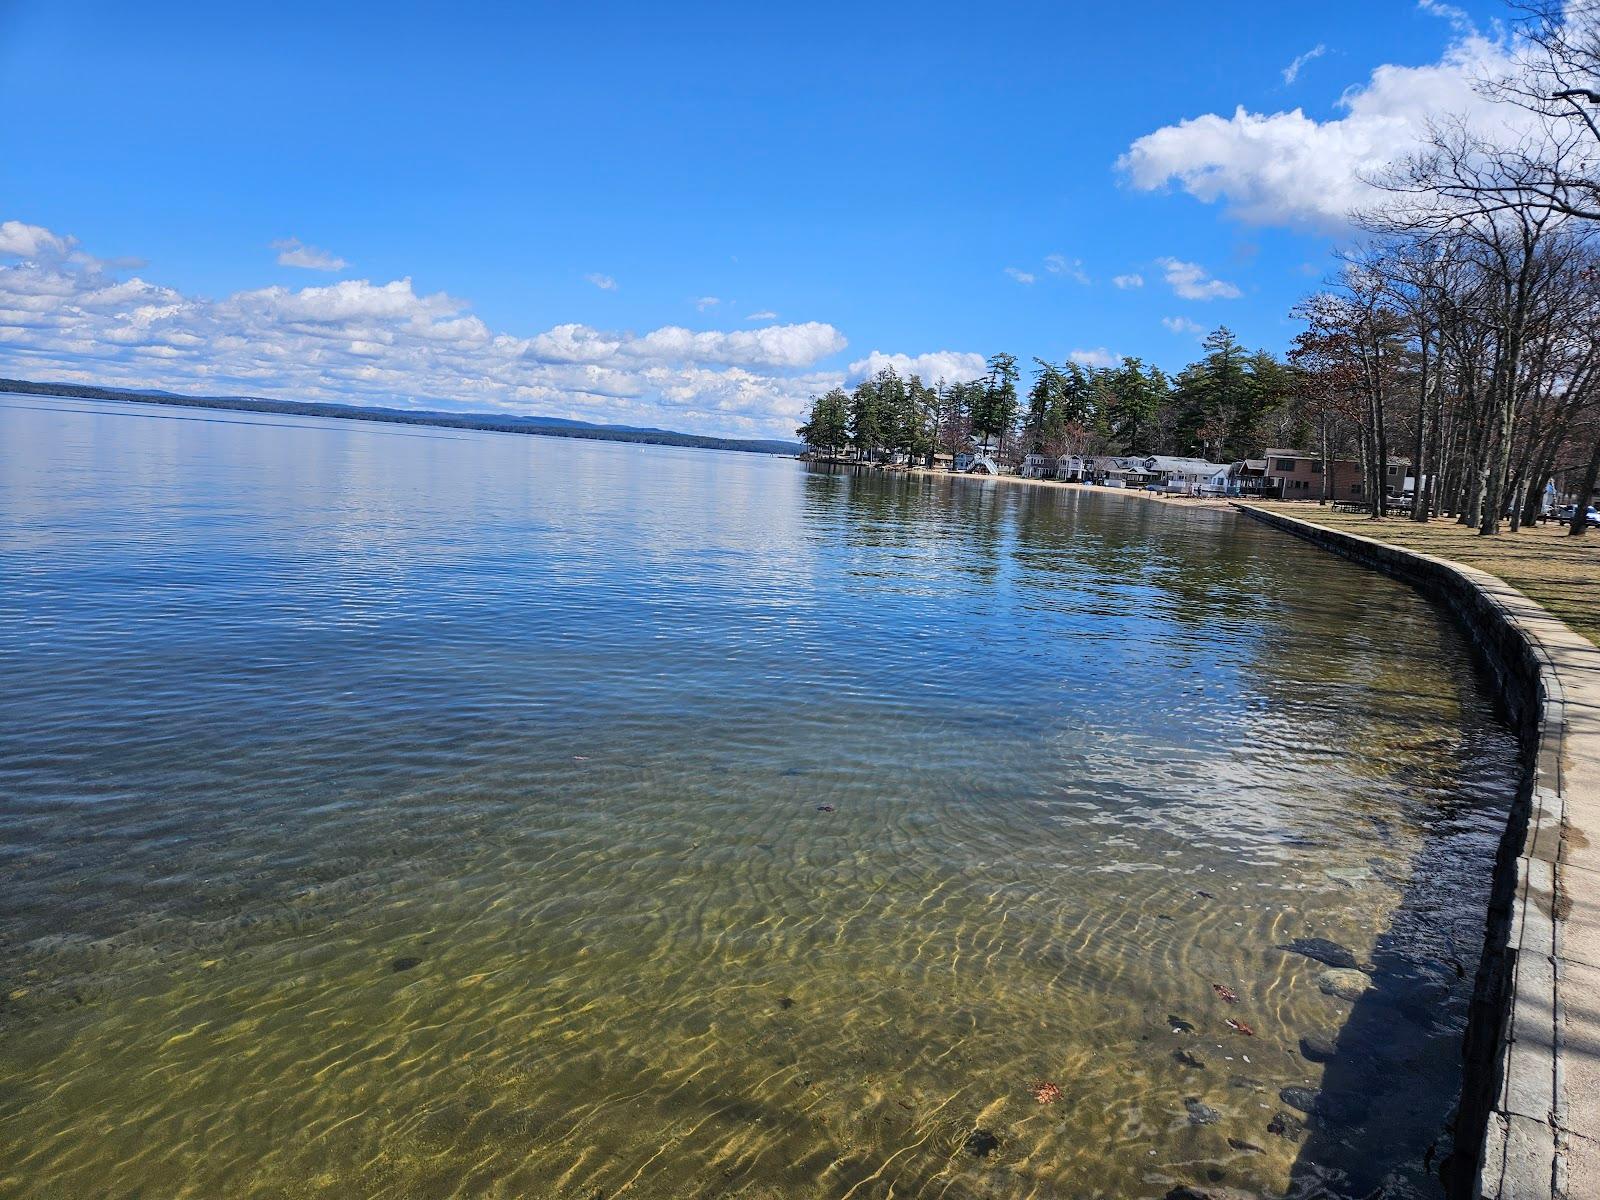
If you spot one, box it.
[1234,504,1600,1200]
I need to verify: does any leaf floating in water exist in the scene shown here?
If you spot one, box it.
[816,805,835,813]
[1212,983,1239,1004]
[1029,1080,1062,1105]
[1225,1018,1256,1036]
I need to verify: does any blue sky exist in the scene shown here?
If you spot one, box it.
[0,0,1513,437]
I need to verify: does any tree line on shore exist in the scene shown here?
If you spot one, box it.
[798,332,1299,468]
[802,0,1600,537]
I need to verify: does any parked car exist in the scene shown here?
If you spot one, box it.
[1556,503,1600,526]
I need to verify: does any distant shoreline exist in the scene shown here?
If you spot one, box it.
[0,378,805,458]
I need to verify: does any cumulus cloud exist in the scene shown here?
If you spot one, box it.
[1112,273,1144,289]
[585,272,617,291]
[1044,254,1091,283]
[1120,31,1532,232]
[0,220,77,259]
[1282,44,1327,85]
[271,237,348,271]
[0,219,876,439]
[1069,348,1122,368]
[1004,266,1036,285]
[847,349,988,384]
[1162,316,1205,336]
[1157,257,1242,300]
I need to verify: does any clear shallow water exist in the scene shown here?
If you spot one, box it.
[0,394,1518,1200]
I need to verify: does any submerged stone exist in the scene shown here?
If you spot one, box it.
[1184,1097,1221,1125]
[1227,1137,1262,1153]
[1174,1049,1206,1069]
[1167,1014,1196,1033]
[1299,1032,1339,1062]
[390,956,422,973]
[1278,937,1362,970]
[1267,1111,1306,1140]
[1317,968,1374,1002]
[963,1128,999,1158]
[1278,1086,1319,1113]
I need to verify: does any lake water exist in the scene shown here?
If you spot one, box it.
[0,394,1520,1200]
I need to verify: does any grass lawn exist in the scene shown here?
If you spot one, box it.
[1253,502,1600,648]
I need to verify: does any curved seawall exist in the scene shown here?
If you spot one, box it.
[1233,503,1599,1200]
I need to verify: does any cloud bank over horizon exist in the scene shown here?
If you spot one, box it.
[0,220,989,440]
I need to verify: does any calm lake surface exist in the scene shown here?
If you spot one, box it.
[0,393,1520,1200]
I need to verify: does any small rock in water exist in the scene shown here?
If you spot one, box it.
[1325,866,1372,887]
[1174,1049,1206,1069]
[1168,1014,1196,1033]
[1299,1033,1338,1063]
[1227,1137,1263,1153]
[816,804,835,813]
[1267,1111,1306,1140]
[1279,1086,1319,1113]
[1318,968,1375,1003]
[1184,1097,1221,1125]
[1279,937,1363,970]
[778,996,794,1010]
[390,956,422,973]
[1227,1075,1264,1091]
[1195,890,1216,899]
[963,1128,1000,1158]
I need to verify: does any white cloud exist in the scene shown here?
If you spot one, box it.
[695,296,720,311]
[271,237,348,271]
[1044,254,1091,284]
[1004,267,1036,285]
[1069,347,1122,368]
[585,272,618,291]
[1417,0,1476,36]
[1162,316,1205,336]
[746,310,777,321]
[1281,43,1327,85]
[847,349,988,384]
[0,220,77,259]
[0,219,879,439]
[1156,257,1242,300]
[1112,273,1144,289]
[1120,32,1532,232]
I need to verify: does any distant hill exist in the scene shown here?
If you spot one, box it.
[0,378,805,457]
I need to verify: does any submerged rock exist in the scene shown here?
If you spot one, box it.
[1317,968,1375,1003]
[390,956,422,973]
[1227,1137,1262,1153]
[963,1128,999,1158]
[1279,937,1363,970]
[1267,1111,1306,1140]
[1168,1014,1196,1033]
[1184,1097,1221,1125]
[1299,1032,1339,1063]
[1174,1049,1206,1069]
[1279,1086,1319,1113]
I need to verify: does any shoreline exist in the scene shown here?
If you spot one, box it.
[1233,503,1600,1200]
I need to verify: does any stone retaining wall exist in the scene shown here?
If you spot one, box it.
[1231,504,1584,1200]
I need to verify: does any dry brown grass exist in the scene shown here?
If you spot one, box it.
[1253,502,1600,647]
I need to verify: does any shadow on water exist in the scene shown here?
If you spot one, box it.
[1281,689,1522,1199]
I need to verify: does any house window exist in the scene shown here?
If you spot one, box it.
[1275,458,1297,471]
[1351,484,1363,494]
[1310,462,1321,473]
